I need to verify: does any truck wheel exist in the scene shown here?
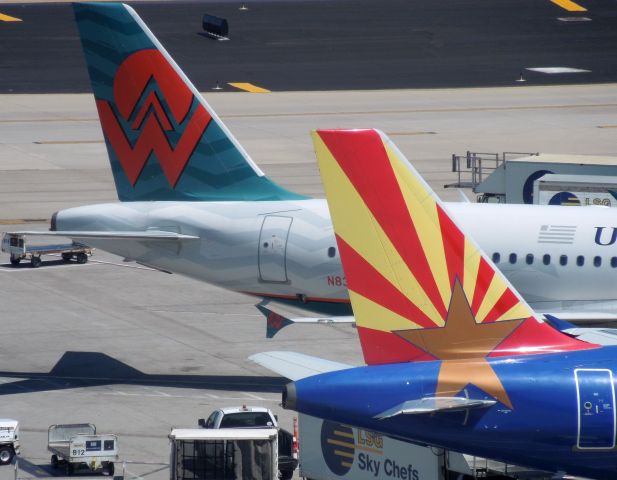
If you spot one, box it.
[51,454,59,468]
[76,252,88,264]
[279,469,294,480]
[102,462,114,476]
[66,463,74,476]
[61,252,73,262]
[9,255,20,266]
[0,447,13,465]
[31,256,42,268]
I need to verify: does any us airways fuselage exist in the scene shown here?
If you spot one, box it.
[53,199,617,316]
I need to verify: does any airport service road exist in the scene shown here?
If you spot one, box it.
[0,84,616,479]
[1,84,617,221]
[0,0,617,93]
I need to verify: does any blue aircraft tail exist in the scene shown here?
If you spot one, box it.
[73,3,304,202]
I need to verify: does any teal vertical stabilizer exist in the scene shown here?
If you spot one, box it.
[73,2,305,202]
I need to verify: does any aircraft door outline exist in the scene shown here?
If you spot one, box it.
[574,368,616,450]
[258,215,293,283]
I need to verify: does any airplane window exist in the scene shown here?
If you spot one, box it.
[594,256,602,267]
[559,255,567,266]
[509,253,517,264]
[492,253,500,263]
[577,255,584,267]
[543,254,550,266]
[612,257,617,268]
[526,254,534,265]
[328,247,336,258]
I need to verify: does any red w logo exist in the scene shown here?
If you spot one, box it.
[96,49,212,187]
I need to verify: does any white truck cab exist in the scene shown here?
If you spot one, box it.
[0,419,19,465]
[199,406,277,429]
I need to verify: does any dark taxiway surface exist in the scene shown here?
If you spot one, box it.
[0,0,616,93]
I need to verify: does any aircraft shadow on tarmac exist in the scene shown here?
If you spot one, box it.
[0,352,287,395]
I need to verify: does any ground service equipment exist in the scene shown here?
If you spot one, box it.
[0,419,19,465]
[2,233,92,268]
[198,406,297,479]
[169,428,278,480]
[48,424,117,476]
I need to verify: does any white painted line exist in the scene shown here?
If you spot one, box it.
[244,392,267,400]
[526,67,591,74]
[100,391,279,401]
[88,258,157,271]
[558,16,592,21]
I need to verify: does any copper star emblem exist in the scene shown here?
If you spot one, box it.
[395,278,524,408]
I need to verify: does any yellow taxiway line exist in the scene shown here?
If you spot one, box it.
[0,13,22,22]
[550,0,587,12]
[228,82,271,93]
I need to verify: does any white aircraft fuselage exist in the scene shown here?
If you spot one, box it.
[54,199,617,317]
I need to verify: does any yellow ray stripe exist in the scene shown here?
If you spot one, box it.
[341,462,353,468]
[474,275,508,323]
[387,144,451,310]
[550,0,587,11]
[228,82,271,93]
[350,291,426,333]
[313,133,444,328]
[334,430,354,439]
[0,13,22,22]
[497,302,532,322]
[462,240,481,304]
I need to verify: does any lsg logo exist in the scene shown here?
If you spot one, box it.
[320,420,420,479]
[594,227,617,246]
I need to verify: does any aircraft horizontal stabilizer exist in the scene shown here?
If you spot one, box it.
[249,351,352,381]
[374,397,497,419]
[10,231,200,241]
[256,304,355,338]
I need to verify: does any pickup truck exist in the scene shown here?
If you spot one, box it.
[198,406,298,480]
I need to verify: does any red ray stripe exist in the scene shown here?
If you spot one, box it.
[482,288,520,323]
[319,130,447,319]
[337,235,436,329]
[471,257,495,316]
[357,326,436,365]
[437,205,465,289]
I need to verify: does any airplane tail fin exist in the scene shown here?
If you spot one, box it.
[312,129,594,366]
[73,2,303,202]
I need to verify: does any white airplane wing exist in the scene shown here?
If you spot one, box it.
[8,231,199,241]
[249,351,353,381]
[561,328,617,346]
[538,309,617,322]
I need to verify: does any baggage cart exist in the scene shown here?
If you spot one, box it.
[47,424,117,476]
[2,233,92,268]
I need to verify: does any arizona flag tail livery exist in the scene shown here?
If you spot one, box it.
[312,129,592,368]
[73,3,302,202]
